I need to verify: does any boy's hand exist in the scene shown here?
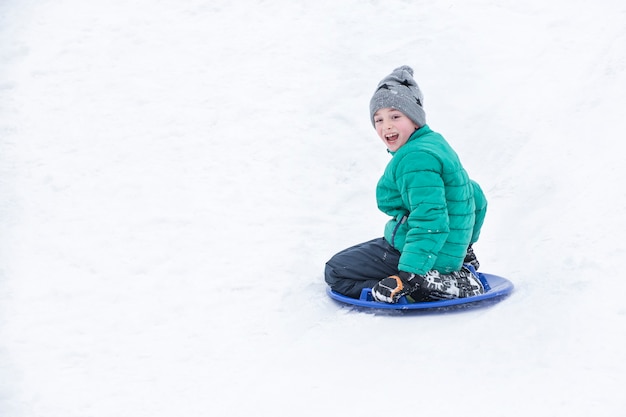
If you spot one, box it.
[464,244,480,270]
[371,271,417,303]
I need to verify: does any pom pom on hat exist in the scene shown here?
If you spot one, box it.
[369,65,426,127]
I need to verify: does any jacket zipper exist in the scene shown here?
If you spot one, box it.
[391,215,407,247]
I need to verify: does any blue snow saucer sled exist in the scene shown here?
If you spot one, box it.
[326,272,514,311]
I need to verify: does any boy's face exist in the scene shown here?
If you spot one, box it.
[373,108,419,152]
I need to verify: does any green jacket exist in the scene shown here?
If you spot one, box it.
[376,125,487,275]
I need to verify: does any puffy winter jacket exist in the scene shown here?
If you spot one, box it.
[376,125,487,275]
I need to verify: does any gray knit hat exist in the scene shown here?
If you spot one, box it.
[369,65,425,127]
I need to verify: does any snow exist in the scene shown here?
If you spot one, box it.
[1,0,625,415]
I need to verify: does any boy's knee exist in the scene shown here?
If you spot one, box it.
[324,263,338,286]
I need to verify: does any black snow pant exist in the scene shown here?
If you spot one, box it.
[324,237,401,299]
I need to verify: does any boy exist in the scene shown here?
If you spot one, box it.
[324,65,487,303]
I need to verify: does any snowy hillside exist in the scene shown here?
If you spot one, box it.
[1,0,625,416]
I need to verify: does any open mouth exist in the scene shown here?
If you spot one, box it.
[385,133,399,142]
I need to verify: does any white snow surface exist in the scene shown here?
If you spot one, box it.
[1,0,626,416]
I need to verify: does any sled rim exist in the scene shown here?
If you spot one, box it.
[326,273,514,310]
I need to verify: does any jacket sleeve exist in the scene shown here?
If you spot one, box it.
[394,151,449,274]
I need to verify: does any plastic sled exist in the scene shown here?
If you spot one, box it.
[326,272,514,311]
